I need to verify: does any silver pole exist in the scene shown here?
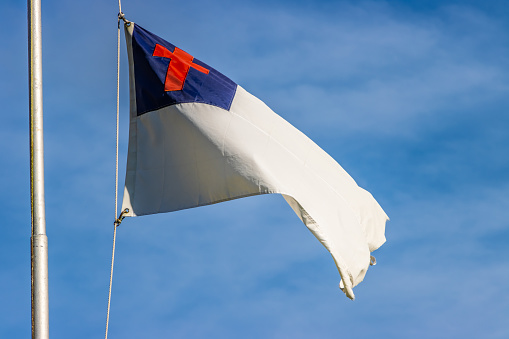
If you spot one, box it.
[28,0,49,338]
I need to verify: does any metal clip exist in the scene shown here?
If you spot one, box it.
[118,12,131,26]
[114,208,130,227]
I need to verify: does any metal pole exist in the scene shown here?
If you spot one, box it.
[28,0,49,338]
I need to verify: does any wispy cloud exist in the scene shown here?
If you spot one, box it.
[2,0,508,338]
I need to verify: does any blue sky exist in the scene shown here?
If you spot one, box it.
[1,0,508,338]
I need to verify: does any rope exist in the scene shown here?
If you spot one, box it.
[105,210,128,339]
[104,223,118,339]
[104,10,123,339]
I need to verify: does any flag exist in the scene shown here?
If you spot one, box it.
[121,23,388,300]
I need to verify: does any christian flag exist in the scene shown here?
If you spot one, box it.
[121,23,389,300]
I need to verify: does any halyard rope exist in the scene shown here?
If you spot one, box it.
[104,7,124,338]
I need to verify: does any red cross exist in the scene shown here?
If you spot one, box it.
[152,44,210,92]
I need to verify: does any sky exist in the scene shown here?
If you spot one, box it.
[1,0,508,338]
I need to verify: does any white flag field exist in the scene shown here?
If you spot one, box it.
[120,22,389,300]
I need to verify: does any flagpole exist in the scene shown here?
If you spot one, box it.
[29,0,49,338]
